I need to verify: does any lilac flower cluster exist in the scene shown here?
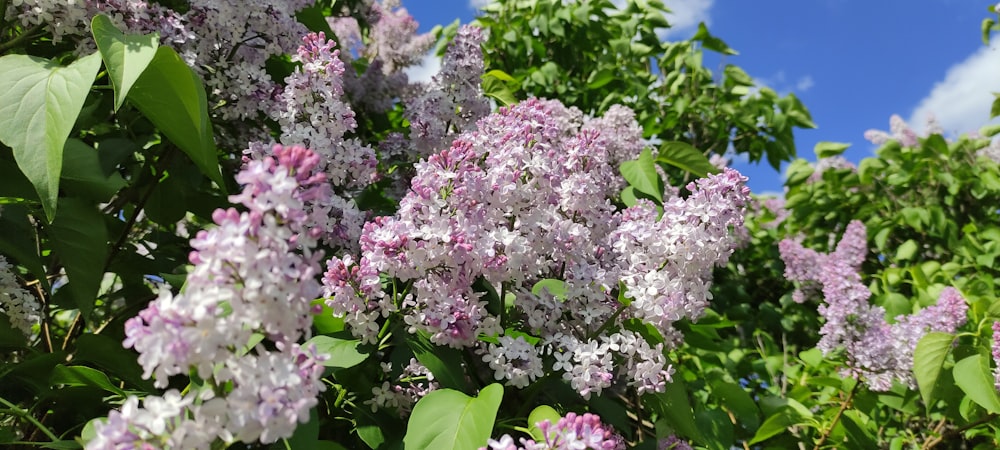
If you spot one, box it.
[0,254,40,337]
[657,435,693,450]
[864,114,921,147]
[779,221,968,390]
[87,145,330,449]
[327,0,434,114]
[993,321,1000,391]
[484,412,625,450]
[6,0,312,125]
[243,31,380,251]
[404,24,492,156]
[324,98,750,404]
[807,156,857,183]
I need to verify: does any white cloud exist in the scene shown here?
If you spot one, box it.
[908,45,1000,136]
[404,50,442,84]
[795,75,814,93]
[468,0,491,10]
[657,0,714,39]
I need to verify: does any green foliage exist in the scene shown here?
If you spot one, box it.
[0,52,102,219]
[403,384,504,450]
[475,0,815,170]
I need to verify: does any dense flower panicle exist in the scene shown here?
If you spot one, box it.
[611,169,751,338]
[4,0,187,49]
[328,98,747,407]
[863,114,919,147]
[808,156,857,183]
[0,255,41,337]
[93,145,330,449]
[483,413,625,450]
[405,24,491,156]
[364,0,435,73]
[993,321,1000,391]
[779,221,968,390]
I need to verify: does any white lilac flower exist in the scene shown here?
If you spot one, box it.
[0,255,40,337]
[94,145,330,449]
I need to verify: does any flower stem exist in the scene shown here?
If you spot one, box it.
[812,381,860,450]
[0,396,59,442]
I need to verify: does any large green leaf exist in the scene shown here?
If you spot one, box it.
[48,198,109,317]
[748,407,801,445]
[305,333,370,370]
[0,52,102,220]
[403,384,503,450]
[74,333,155,392]
[526,405,561,441]
[913,332,955,409]
[126,46,224,190]
[814,141,850,159]
[645,379,703,443]
[656,141,719,178]
[91,14,159,111]
[60,139,127,202]
[620,148,663,204]
[406,331,470,391]
[953,354,1000,414]
[50,364,127,397]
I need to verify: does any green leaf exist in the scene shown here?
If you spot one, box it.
[531,278,567,301]
[481,72,518,107]
[587,68,616,89]
[60,139,127,202]
[953,354,1000,414]
[127,46,224,190]
[74,333,155,392]
[980,123,1000,138]
[748,407,800,445]
[39,441,81,449]
[913,332,955,409]
[992,94,1000,119]
[0,204,48,291]
[895,240,918,261]
[620,148,663,203]
[403,384,503,450]
[527,405,561,441]
[645,379,703,443]
[406,331,470,391]
[50,364,126,397]
[305,334,370,370]
[0,314,27,348]
[48,198,109,317]
[711,380,760,431]
[814,141,851,159]
[723,65,753,86]
[0,52,102,220]
[656,141,719,178]
[691,23,737,55]
[91,14,159,111]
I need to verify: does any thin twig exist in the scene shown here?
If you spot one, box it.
[812,381,860,450]
[0,23,43,54]
[0,396,59,442]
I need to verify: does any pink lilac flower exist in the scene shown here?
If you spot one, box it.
[404,24,491,156]
[992,321,1000,391]
[91,145,329,449]
[778,221,968,391]
[482,412,625,450]
[807,156,856,183]
[863,114,919,147]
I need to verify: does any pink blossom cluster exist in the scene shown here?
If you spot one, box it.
[864,114,921,147]
[327,0,434,114]
[88,145,330,449]
[404,24,492,156]
[993,321,1000,391]
[0,254,40,338]
[484,412,625,450]
[657,435,693,450]
[807,156,856,183]
[779,221,968,390]
[324,98,750,403]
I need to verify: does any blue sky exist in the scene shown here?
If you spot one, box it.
[401,0,1000,194]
